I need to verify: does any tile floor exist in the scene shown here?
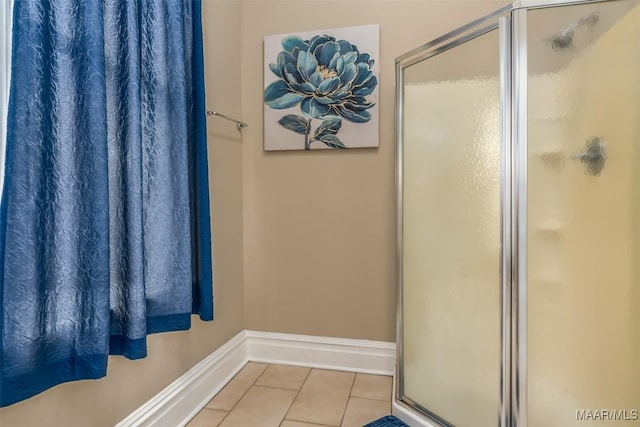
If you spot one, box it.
[187,362,393,427]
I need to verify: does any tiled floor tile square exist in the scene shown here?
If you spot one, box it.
[255,364,311,390]
[350,374,392,401]
[340,397,391,427]
[285,369,355,426]
[218,385,297,427]
[187,408,228,427]
[206,362,269,411]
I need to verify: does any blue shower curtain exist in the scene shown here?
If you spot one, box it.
[0,0,212,407]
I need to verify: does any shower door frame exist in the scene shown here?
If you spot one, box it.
[394,1,622,426]
[394,9,515,424]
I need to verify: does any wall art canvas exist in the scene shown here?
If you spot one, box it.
[263,24,380,151]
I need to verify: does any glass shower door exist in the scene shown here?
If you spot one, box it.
[399,23,502,427]
[526,1,640,426]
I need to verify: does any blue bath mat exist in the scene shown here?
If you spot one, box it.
[364,415,409,427]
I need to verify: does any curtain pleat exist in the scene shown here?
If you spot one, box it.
[0,0,212,407]
[190,0,213,321]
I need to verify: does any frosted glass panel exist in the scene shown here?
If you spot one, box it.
[401,28,500,427]
[527,2,640,426]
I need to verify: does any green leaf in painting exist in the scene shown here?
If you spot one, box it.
[318,134,346,149]
[313,116,342,139]
[278,114,310,134]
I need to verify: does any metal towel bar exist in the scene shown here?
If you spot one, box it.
[206,110,248,130]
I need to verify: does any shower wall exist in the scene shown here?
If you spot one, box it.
[527,2,640,425]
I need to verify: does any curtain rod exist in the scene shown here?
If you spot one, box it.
[206,110,248,130]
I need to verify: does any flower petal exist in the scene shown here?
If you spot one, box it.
[309,35,335,53]
[289,81,316,94]
[314,96,335,105]
[340,63,358,86]
[264,80,304,109]
[301,97,331,118]
[331,91,350,101]
[357,53,370,64]
[328,52,341,71]
[310,72,324,88]
[342,51,358,65]
[282,36,308,53]
[269,63,282,78]
[336,105,371,123]
[345,100,375,111]
[345,96,375,110]
[352,75,378,96]
[318,77,340,94]
[316,42,340,67]
[353,63,372,86]
[283,63,302,84]
[279,52,300,83]
[277,51,287,69]
[268,92,304,109]
[338,40,354,55]
[284,71,297,85]
[290,47,302,61]
[297,50,318,82]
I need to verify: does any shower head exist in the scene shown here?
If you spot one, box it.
[551,29,575,51]
[579,13,600,29]
[550,13,599,52]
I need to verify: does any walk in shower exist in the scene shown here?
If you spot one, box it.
[395,0,639,426]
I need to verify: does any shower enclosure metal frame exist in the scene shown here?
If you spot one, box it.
[395,1,624,426]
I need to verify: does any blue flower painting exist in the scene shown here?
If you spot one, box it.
[264,25,379,151]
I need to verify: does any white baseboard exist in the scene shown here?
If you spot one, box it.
[116,330,248,427]
[117,329,396,427]
[246,330,395,375]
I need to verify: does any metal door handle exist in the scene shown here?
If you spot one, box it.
[573,136,606,176]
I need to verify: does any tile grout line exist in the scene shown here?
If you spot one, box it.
[212,362,271,426]
[281,366,314,425]
[351,396,392,402]
[349,396,393,403]
[188,361,255,426]
[350,374,394,403]
[254,383,308,392]
[214,407,230,426]
[337,371,358,427]
[193,407,230,427]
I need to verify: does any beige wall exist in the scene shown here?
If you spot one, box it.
[240,0,504,342]
[0,1,245,426]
